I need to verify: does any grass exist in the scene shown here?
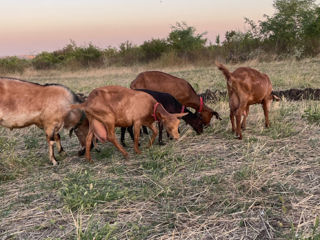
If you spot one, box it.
[0,58,320,239]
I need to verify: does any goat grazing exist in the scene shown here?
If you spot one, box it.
[0,77,89,165]
[71,86,186,162]
[120,88,203,146]
[130,71,221,126]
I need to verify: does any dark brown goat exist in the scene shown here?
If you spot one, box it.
[215,62,279,139]
[0,77,89,165]
[71,86,186,163]
[130,71,221,126]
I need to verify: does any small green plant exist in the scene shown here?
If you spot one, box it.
[71,212,117,240]
[233,166,252,181]
[59,170,126,212]
[0,136,20,181]
[302,105,320,125]
[264,121,298,139]
[95,146,115,161]
[24,135,39,149]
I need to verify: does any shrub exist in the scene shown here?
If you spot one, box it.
[0,57,30,74]
[140,38,169,62]
[117,41,143,66]
[32,52,60,70]
[167,22,207,59]
[73,44,104,68]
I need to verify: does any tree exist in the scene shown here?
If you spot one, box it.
[167,22,207,57]
[140,38,168,62]
[257,0,319,55]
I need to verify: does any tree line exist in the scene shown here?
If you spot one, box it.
[1,0,320,73]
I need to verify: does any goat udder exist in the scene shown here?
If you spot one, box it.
[92,119,107,143]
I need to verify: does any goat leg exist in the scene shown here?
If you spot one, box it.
[133,123,142,154]
[120,127,127,147]
[44,127,58,165]
[147,123,158,147]
[158,122,165,145]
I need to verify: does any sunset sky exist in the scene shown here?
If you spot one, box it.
[0,0,278,56]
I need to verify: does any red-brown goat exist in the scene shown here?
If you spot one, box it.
[215,62,279,139]
[71,86,186,162]
[0,77,89,165]
[130,71,220,126]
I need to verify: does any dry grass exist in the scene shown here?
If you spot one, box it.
[1,58,320,239]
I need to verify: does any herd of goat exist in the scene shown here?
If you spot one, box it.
[0,62,279,165]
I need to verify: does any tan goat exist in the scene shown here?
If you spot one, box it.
[71,86,186,162]
[215,62,279,139]
[0,77,89,165]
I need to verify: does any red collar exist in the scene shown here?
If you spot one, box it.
[198,96,203,113]
[181,105,185,113]
[152,102,160,121]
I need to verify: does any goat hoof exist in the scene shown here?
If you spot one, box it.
[159,141,166,146]
[121,142,127,147]
[51,160,58,166]
[78,148,86,156]
[95,148,101,153]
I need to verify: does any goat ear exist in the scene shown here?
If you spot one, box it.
[156,111,167,121]
[172,113,188,119]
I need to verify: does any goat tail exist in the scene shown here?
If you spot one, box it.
[71,103,86,110]
[215,61,232,80]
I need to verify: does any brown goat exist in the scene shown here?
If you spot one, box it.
[71,86,186,163]
[215,62,279,139]
[0,77,89,165]
[130,71,221,126]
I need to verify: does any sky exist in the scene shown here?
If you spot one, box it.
[0,0,277,56]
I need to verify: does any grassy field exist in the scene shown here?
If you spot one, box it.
[1,58,320,239]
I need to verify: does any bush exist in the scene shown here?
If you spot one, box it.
[167,22,207,59]
[32,43,104,70]
[73,44,104,68]
[32,52,60,70]
[0,57,30,74]
[117,41,144,66]
[140,39,169,62]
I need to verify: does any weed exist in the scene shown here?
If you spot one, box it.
[59,170,126,212]
[24,135,39,149]
[94,146,115,161]
[71,212,117,240]
[303,104,320,125]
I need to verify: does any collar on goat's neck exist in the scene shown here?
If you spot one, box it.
[181,105,185,113]
[152,102,160,121]
[198,96,203,113]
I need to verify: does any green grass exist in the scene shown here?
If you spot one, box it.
[1,59,320,239]
[59,169,127,212]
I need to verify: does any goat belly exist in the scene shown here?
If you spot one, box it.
[92,119,107,143]
[0,112,40,128]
